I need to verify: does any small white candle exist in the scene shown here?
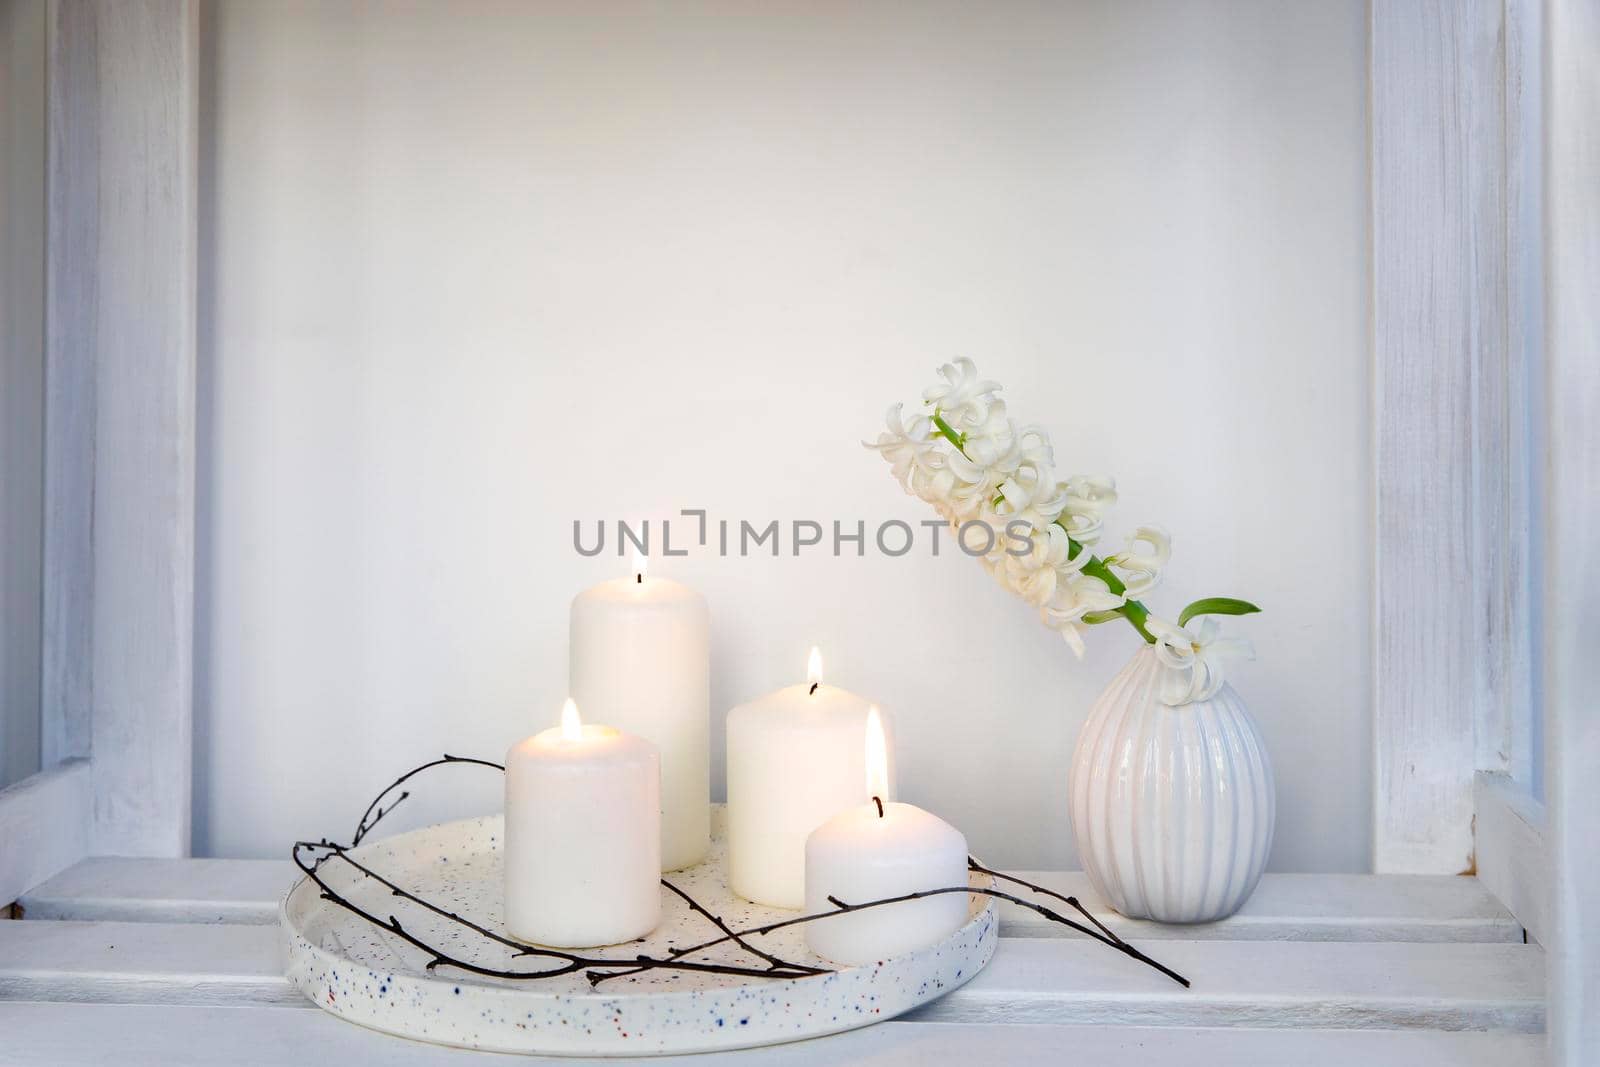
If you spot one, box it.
[725,648,894,908]
[804,708,969,965]
[504,699,661,948]
[570,554,710,872]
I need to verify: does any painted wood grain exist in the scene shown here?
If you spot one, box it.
[41,0,98,770]
[18,856,295,924]
[0,0,48,793]
[1495,0,1543,790]
[45,0,200,857]
[912,938,1544,1033]
[1474,772,1547,946]
[0,1004,1548,1067]
[0,918,298,1007]
[999,872,1519,944]
[1370,0,1525,875]
[0,920,1546,1032]
[0,758,90,907]
[18,860,1521,943]
[1543,0,1600,1060]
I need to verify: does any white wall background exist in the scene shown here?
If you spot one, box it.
[196,0,1372,872]
[0,0,45,791]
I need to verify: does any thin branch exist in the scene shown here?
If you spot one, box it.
[296,755,1190,995]
[297,840,538,956]
[293,841,820,984]
[659,879,825,977]
[826,889,1188,989]
[593,884,1187,988]
[967,857,1121,945]
[352,754,505,846]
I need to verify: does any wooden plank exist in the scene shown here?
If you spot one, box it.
[0,921,1545,1032]
[999,872,1519,944]
[19,856,293,924]
[40,0,97,769]
[1544,0,1600,1060]
[1495,0,1543,790]
[1474,772,1547,945]
[0,0,48,792]
[0,758,90,907]
[912,939,1543,1033]
[20,860,1521,944]
[0,919,297,1007]
[1370,0,1522,874]
[46,0,201,855]
[0,1005,1549,1067]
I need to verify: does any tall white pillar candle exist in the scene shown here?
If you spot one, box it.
[504,699,661,948]
[725,649,894,909]
[804,708,969,965]
[570,555,710,872]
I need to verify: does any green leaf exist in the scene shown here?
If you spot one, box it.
[1178,597,1262,627]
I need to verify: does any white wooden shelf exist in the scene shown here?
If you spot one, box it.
[19,859,1525,942]
[0,858,1547,1065]
[0,917,1545,1032]
[0,1003,1546,1067]
[18,857,295,925]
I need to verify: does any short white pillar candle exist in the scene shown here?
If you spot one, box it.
[726,648,893,909]
[804,708,969,965]
[504,699,661,948]
[570,554,710,872]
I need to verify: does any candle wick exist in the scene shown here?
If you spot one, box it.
[872,796,884,818]
[808,682,819,695]
[636,573,642,584]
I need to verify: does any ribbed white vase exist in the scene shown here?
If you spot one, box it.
[1068,646,1275,923]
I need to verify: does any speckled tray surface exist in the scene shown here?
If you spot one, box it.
[281,807,998,1056]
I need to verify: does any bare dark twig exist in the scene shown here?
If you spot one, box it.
[294,840,821,983]
[295,755,1191,993]
[308,755,824,983]
[591,883,1187,989]
[658,880,825,977]
[351,754,505,846]
[967,857,1121,945]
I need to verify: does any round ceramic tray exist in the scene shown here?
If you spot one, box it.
[281,808,997,1056]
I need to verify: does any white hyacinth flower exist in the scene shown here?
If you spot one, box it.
[872,361,1255,671]
[1147,616,1254,706]
[1059,622,1088,658]
[866,404,936,492]
[1042,572,1126,659]
[1059,475,1118,546]
[959,401,1017,465]
[924,358,1003,434]
[1040,571,1124,630]
[1106,525,1172,597]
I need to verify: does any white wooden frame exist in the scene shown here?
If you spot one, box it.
[1372,0,1598,1058]
[1542,0,1600,1056]
[1370,0,1535,877]
[0,0,1593,1060]
[0,0,197,904]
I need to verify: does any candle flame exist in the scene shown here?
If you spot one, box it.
[864,706,889,802]
[806,646,823,688]
[560,698,583,741]
[633,551,647,583]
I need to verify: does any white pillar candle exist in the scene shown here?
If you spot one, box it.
[570,554,710,872]
[804,708,969,965]
[725,648,894,909]
[504,699,661,948]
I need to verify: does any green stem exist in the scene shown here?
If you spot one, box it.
[931,412,965,451]
[1076,544,1154,643]
[929,408,1155,644]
